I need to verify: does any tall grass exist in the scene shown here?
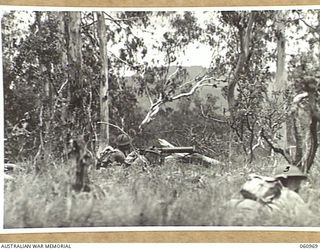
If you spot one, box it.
[4,155,320,228]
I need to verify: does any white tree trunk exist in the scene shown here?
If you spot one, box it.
[273,10,289,150]
[227,12,256,114]
[96,12,109,153]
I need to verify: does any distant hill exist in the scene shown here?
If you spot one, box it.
[125,66,228,114]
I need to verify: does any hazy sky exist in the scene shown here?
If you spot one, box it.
[107,11,215,69]
[2,9,318,72]
[3,10,214,68]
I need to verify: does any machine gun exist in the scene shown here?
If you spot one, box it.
[96,138,222,167]
[138,146,196,165]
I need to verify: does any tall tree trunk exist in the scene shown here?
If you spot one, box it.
[65,12,82,134]
[274,12,287,92]
[226,12,255,160]
[58,12,68,123]
[96,12,109,152]
[34,12,48,172]
[57,12,70,157]
[273,10,289,151]
[227,12,256,115]
[64,12,89,189]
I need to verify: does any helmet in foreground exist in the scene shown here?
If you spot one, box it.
[115,134,132,147]
[274,165,307,179]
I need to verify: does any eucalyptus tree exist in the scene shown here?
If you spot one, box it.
[202,10,279,161]
[2,10,151,161]
[136,11,218,130]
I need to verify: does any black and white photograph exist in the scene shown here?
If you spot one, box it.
[2,7,320,230]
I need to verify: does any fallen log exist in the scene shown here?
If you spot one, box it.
[158,139,223,166]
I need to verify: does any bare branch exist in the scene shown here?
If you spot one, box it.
[252,130,265,151]
[108,50,145,71]
[296,16,319,33]
[167,67,180,82]
[81,20,98,29]
[178,78,195,89]
[108,51,134,67]
[139,76,218,130]
[145,85,153,106]
[102,12,122,28]
[171,77,216,101]
[57,79,68,94]
[260,129,292,164]
[98,122,129,138]
[293,92,308,104]
[139,93,163,128]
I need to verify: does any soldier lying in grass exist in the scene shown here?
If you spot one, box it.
[225,165,315,226]
[97,134,149,169]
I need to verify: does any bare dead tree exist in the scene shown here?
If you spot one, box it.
[139,75,224,130]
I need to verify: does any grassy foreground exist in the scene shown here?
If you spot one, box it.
[4,155,320,228]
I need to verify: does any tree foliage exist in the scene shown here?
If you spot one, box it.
[2,9,320,171]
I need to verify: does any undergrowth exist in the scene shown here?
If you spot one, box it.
[4,155,320,228]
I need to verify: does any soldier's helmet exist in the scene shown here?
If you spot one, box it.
[116,134,132,147]
[274,165,307,180]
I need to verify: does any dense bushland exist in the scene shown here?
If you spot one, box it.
[3,10,320,229]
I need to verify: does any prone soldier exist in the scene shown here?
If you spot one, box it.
[97,134,132,169]
[225,165,315,226]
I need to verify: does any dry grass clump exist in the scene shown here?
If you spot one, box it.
[4,155,320,228]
